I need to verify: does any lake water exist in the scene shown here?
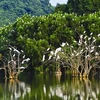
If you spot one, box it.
[0,73,100,100]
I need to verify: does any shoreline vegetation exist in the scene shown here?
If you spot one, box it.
[0,12,100,79]
[0,0,100,79]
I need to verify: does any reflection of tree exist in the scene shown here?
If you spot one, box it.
[26,74,100,100]
[47,78,100,100]
[31,74,99,100]
[55,74,61,83]
[3,79,31,100]
[0,74,99,100]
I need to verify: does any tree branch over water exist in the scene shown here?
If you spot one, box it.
[0,46,30,79]
[42,32,100,78]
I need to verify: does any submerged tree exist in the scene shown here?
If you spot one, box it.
[42,32,100,78]
[0,46,30,79]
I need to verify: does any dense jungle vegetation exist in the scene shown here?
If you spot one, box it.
[55,0,100,15]
[0,0,54,26]
[0,0,100,74]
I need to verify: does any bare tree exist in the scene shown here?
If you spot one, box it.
[0,46,30,79]
[42,33,100,78]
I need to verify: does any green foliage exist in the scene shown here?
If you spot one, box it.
[55,0,100,15]
[0,11,100,71]
[55,4,66,13]
[0,0,54,26]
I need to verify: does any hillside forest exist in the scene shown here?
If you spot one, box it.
[0,0,54,26]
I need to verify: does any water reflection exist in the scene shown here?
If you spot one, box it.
[0,79,31,100]
[0,74,100,100]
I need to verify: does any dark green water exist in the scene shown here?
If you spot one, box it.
[0,73,100,100]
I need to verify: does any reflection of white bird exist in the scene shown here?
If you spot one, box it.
[26,86,31,93]
[15,92,21,99]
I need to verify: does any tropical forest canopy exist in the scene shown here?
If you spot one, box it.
[55,0,100,15]
[0,0,100,72]
[0,0,54,26]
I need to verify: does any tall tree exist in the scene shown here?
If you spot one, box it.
[55,0,100,15]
